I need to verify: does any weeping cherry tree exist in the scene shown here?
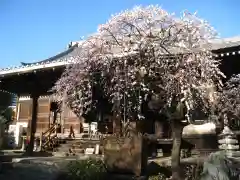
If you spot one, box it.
[53,5,224,179]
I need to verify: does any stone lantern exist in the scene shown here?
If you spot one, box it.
[218,115,240,157]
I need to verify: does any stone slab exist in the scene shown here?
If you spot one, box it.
[85,148,94,155]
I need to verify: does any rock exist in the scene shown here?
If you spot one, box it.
[183,123,216,136]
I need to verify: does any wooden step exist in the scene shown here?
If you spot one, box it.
[43,134,105,156]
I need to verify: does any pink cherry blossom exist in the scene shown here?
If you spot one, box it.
[53,5,224,123]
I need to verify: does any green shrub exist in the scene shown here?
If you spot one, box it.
[65,158,107,180]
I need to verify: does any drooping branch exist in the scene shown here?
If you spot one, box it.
[54,5,223,124]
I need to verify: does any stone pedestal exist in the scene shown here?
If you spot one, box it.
[182,122,218,156]
[218,126,240,157]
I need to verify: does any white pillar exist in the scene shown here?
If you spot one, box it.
[95,144,100,154]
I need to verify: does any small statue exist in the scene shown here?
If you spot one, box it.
[218,113,240,158]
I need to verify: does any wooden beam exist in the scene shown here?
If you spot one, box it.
[0,68,63,95]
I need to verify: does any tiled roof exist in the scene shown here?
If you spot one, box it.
[0,43,81,76]
[1,37,240,76]
[210,36,240,50]
[20,44,77,66]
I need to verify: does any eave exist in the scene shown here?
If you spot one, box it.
[0,43,79,77]
[211,36,240,57]
[0,61,71,77]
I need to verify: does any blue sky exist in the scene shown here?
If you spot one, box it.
[0,0,239,68]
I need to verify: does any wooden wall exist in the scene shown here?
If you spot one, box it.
[18,98,32,123]
[36,98,50,133]
[17,96,81,134]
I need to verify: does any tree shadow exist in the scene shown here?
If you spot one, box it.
[22,151,53,157]
[0,161,61,179]
[147,161,171,177]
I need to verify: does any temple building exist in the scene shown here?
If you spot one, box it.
[0,42,86,151]
[0,37,240,151]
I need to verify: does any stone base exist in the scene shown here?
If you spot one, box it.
[225,151,240,158]
[107,174,147,180]
[52,152,69,157]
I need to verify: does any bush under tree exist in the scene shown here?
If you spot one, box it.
[56,158,106,180]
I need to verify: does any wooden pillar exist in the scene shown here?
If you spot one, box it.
[26,94,39,156]
[15,96,20,121]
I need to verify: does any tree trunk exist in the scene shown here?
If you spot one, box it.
[155,120,164,138]
[171,120,183,180]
